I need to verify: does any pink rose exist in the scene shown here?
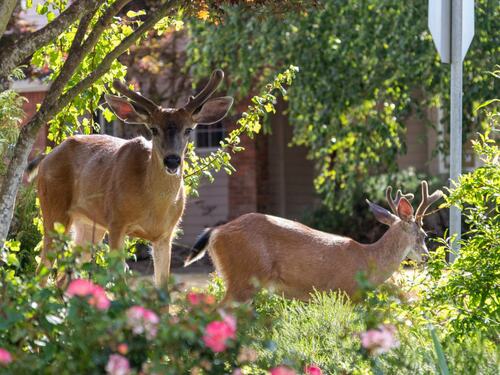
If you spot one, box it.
[117,343,128,355]
[269,366,297,375]
[187,292,216,306]
[88,285,111,311]
[126,306,160,339]
[232,369,244,375]
[187,292,204,306]
[202,315,237,353]
[105,354,130,375]
[66,279,95,297]
[360,324,399,355]
[66,279,111,311]
[304,364,322,375]
[0,348,12,365]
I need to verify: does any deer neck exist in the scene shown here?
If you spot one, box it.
[147,147,183,199]
[365,223,413,285]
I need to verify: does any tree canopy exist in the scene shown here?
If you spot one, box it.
[188,0,499,211]
[0,0,312,242]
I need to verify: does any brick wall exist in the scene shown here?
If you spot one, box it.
[21,91,48,158]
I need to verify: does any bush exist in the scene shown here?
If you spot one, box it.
[1,228,498,374]
[423,99,500,339]
[0,233,261,375]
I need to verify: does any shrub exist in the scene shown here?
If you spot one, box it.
[423,97,500,339]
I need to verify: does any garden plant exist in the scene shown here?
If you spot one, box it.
[0,1,498,374]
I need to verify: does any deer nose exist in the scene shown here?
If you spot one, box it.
[163,154,181,169]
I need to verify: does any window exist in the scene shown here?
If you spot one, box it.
[194,122,225,150]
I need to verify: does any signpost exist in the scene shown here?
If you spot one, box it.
[428,0,474,261]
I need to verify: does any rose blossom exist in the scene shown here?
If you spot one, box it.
[66,279,95,297]
[269,366,297,375]
[66,279,111,311]
[304,364,322,375]
[360,324,399,355]
[106,354,130,375]
[126,305,160,339]
[0,348,12,365]
[117,343,128,355]
[202,313,237,352]
[187,292,216,306]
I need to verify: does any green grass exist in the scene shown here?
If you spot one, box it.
[206,273,499,375]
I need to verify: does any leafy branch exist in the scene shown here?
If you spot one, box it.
[184,65,299,193]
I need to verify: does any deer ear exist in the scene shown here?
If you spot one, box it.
[105,94,149,124]
[367,200,398,226]
[192,96,233,125]
[397,197,414,221]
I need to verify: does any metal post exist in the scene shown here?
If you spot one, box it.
[449,0,463,262]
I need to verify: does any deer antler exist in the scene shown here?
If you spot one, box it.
[386,186,415,215]
[183,69,224,114]
[415,181,443,225]
[112,80,158,114]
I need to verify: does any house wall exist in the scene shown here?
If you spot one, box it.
[20,90,48,159]
[266,101,318,220]
[178,163,229,245]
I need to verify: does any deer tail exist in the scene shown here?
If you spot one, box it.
[184,227,214,267]
[26,154,46,182]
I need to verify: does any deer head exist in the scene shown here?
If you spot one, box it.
[104,69,233,175]
[366,181,443,262]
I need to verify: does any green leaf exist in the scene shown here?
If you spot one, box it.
[429,325,450,375]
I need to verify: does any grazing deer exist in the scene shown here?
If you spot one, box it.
[184,181,443,302]
[30,69,233,288]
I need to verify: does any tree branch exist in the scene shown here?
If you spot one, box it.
[57,0,180,112]
[42,0,131,108]
[0,0,17,38]
[0,0,98,79]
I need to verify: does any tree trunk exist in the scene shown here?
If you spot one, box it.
[0,0,17,38]
[0,116,43,242]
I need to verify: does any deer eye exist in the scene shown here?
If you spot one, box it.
[150,127,159,136]
[184,128,193,136]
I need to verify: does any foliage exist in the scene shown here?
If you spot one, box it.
[184,66,298,194]
[423,82,500,339]
[0,234,258,375]
[2,236,497,375]
[0,68,26,176]
[187,0,499,211]
[245,273,497,375]
[6,185,42,274]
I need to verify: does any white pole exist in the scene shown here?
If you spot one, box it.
[449,0,463,262]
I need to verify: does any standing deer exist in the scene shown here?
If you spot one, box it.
[184,181,443,302]
[30,69,233,288]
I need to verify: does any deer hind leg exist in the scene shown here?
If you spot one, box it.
[220,271,259,305]
[38,213,72,275]
[152,236,172,290]
[37,170,74,279]
[72,220,106,263]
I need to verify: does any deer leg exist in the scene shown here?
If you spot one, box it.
[72,221,106,263]
[38,215,72,275]
[152,236,172,289]
[108,224,126,251]
[221,275,256,305]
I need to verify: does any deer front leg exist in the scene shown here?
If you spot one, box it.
[152,236,172,289]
